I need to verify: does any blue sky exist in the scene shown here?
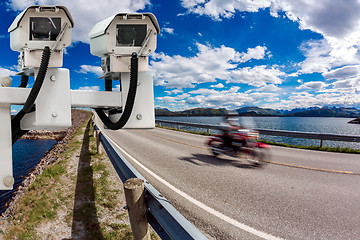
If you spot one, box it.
[1,0,360,111]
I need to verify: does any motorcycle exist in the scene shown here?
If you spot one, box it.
[207,128,271,166]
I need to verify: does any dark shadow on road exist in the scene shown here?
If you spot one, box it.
[179,153,261,169]
[71,120,104,240]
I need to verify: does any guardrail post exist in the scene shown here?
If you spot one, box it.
[91,121,95,137]
[124,178,150,240]
[95,130,102,154]
[320,139,323,148]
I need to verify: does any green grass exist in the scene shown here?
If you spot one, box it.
[4,114,93,239]
[4,115,158,239]
[42,165,65,180]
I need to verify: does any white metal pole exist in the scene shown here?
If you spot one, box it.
[0,105,14,189]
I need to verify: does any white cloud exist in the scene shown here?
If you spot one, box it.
[113,84,120,92]
[227,65,285,87]
[150,43,239,88]
[257,84,281,92]
[180,0,271,20]
[150,43,275,89]
[181,0,360,41]
[180,0,360,81]
[238,46,269,62]
[184,87,251,108]
[7,0,150,43]
[210,83,224,88]
[157,85,281,110]
[297,39,334,74]
[162,28,175,34]
[156,93,190,104]
[296,81,328,90]
[323,65,360,80]
[166,89,184,94]
[280,90,360,109]
[272,1,360,77]
[332,79,353,90]
[188,88,217,95]
[332,78,360,91]
[0,67,17,76]
[248,91,279,103]
[298,38,360,75]
[270,0,360,40]
[77,86,100,91]
[77,65,103,76]
[186,96,204,105]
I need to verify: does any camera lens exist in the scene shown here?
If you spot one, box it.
[116,25,147,47]
[30,17,61,41]
[32,19,52,39]
[117,26,137,46]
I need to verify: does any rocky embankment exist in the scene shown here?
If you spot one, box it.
[0,110,91,228]
[21,130,67,141]
[348,118,360,124]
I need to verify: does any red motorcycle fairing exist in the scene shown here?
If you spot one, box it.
[255,142,272,149]
[206,131,271,165]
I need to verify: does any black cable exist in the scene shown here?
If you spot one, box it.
[11,109,27,144]
[23,46,51,113]
[11,46,51,144]
[19,75,29,88]
[11,106,35,144]
[96,52,138,130]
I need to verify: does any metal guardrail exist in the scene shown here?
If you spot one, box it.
[94,118,360,238]
[94,124,208,240]
[156,119,221,134]
[155,119,360,147]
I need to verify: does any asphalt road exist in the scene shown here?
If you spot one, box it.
[99,125,360,240]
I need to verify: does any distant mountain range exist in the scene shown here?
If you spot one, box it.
[155,107,228,116]
[155,106,360,118]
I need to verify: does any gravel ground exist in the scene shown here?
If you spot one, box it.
[33,120,131,239]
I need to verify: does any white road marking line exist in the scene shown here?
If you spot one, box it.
[101,130,283,240]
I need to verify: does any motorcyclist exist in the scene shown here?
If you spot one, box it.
[220,114,242,150]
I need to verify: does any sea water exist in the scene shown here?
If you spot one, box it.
[0,139,56,213]
[156,116,360,149]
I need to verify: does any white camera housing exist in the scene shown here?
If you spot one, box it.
[89,13,160,74]
[8,5,74,69]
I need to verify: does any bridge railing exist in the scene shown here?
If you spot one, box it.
[155,119,360,147]
[93,122,208,240]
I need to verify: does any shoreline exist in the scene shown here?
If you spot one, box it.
[21,130,67,141]
[1,110,91,228]
[348,118,360,124]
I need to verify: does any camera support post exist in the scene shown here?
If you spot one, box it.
[0,74,123,189]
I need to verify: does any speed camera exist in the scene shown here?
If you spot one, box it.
[89,13,160,74]
[8,5,74,69]
[1,6,160,189]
